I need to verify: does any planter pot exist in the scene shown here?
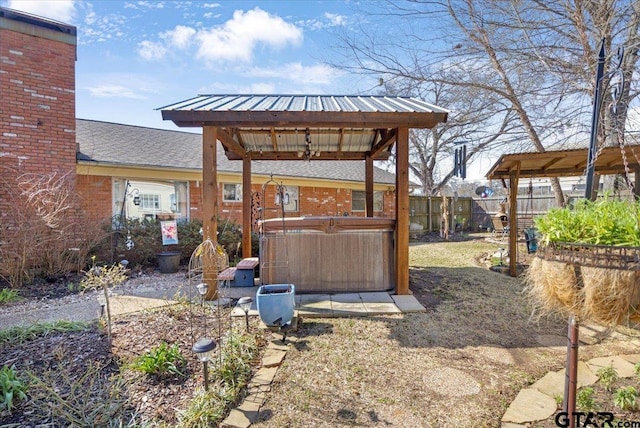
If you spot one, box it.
[256,284,295,327]
[157,251,181,273]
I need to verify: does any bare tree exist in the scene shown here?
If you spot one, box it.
[330,0,640,204]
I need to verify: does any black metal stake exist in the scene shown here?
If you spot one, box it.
[203,360,210,391]
[584,38,606,200]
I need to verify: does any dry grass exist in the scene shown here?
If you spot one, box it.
[526,256,640,326]
[252,235,640,427]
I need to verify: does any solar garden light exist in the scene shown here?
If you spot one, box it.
[192,338,217,391]
[196,282,208,306]
[238,296,253,331]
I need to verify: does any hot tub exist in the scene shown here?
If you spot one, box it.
[259,216,395,293]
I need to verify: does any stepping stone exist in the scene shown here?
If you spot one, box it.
[391,295,426,313]
[588,356,636,378]
[576,361,599,387]
[262,348,287,368]
[501,388,557,424]
[531,370,564,398]
[621,354,640,364]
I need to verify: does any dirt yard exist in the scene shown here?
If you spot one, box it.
[2,233,640,427]
[251,234,640,427]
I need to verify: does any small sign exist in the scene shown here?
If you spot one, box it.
[161,220,179,245]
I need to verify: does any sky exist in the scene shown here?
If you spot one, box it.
[2,0,383,132]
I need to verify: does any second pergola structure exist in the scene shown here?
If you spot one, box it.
[486,144,640,277]
[161,95,448,297]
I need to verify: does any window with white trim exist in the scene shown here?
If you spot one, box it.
[223,183,242,202]
[351,190,384,212]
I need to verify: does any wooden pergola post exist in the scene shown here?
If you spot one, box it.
[242,156,252,258]
[395,127,410,294]
[202,126,218,300]
[508,171,519,277]
[365,154,374,217]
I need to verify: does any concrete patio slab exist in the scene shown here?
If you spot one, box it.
[362,302,402,314]
[297,294,333,317]
[330,301,368,316]
[331,293,362,303]
[359,292,394,303]
[391,295,427,313]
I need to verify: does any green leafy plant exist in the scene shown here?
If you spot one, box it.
[177,331,260,427]
[576,387,596,412]
[0,288,22,305]
[635,361,640,380]
[0,364,28,413]
[614,386,638,410]
[130,342,187,378]
[535,196,640,247]
[596,365,619,392]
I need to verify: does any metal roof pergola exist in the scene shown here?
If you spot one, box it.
[161,94,448,296]
[486,144,640,276]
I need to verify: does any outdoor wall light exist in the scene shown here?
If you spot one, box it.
[192,338,217,391]
[238,296,253,331]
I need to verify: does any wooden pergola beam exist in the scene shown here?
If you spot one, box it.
[224,151,391,161]
[370,129,397,158]
[166,111,447,129]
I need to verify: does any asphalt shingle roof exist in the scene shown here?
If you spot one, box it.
[76,119,397,185]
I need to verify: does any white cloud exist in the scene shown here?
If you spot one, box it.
[6,0,76,23]
[203,3,220,8]
[246,62,342,86]
[124,1,165,10]
[137,40,167,60]
[300,12,347,30]
[161,25,196,49]
[324,13,345,27]
[195,8,303,63]
[86,84,148,99]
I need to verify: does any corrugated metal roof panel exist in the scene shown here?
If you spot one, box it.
[160,94,448,114]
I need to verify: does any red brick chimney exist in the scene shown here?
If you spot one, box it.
[0,7,77,176]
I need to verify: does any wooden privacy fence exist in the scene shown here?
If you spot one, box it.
[409,195,560,233]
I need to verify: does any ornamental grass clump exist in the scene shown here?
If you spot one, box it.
[525,197,640,325]
[535,197,640,247]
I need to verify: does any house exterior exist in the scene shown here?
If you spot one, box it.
[1,7,397,230]
[76,118,398,226]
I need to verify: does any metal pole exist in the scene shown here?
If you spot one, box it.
[584,39,606,200]
[203,360,210,391]
[563,315,579,426]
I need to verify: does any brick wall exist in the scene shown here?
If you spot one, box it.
[76,175,112,222]
[81,177,396,225]
[0,26,76,175]
[0,11,77,220]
